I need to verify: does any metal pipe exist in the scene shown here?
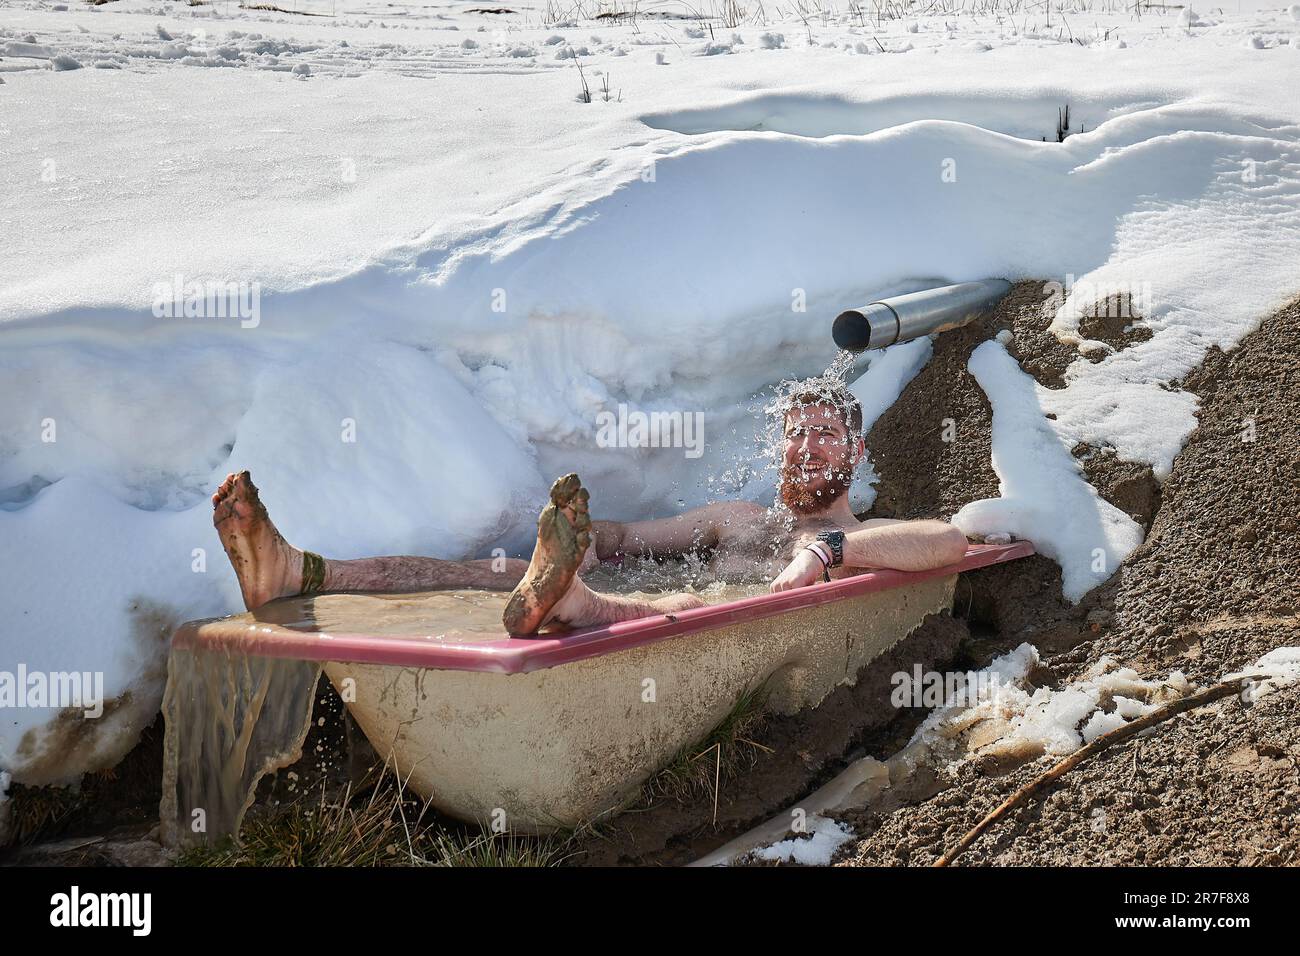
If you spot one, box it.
[832,278,1013,353]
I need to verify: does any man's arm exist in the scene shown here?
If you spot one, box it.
[591,501,764,561]
[840,518,969,572]
[770,518,968,592]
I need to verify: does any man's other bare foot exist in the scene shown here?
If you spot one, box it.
[503,473,591,635]
[212,471,304,610]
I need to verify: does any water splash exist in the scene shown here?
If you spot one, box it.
[160,646,321,848]
[753,349,862,539]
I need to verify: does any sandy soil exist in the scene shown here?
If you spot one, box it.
[839,292,1300,867]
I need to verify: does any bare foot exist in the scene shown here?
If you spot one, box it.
[212,471,304,610]
[503,473,591,635]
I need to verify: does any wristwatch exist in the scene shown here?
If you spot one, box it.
[816,530,845,568]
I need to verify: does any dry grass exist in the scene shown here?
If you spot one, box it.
[238,3,331,15]
[537,0,1173,33]
[4,722,165,850]
[4,784,86,847]
[641,683,771,811]
[177,767,574,867]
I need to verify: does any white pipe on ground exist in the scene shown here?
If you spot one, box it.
[688,753,896,867]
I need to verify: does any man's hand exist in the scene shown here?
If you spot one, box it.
[769,548,825,593]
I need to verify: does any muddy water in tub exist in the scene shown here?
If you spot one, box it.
[249,564,768,643]
[159,562,767,847]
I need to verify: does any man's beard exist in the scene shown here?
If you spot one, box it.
[779,461,852,515]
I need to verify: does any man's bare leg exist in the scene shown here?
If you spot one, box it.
[213,471,527,610]
[504,473,706,636]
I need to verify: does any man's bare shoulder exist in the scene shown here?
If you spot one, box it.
[639,499,765,525]
[705,500,768,523]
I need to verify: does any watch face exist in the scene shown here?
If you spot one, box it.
[817,531,845,565]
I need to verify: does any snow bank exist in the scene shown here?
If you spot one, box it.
[3,0,1300,785]
[848,338,933,433]
[952,341,1144,601]
[908,644,1190,766]
[846,336,933,510]
[1227,647,1300,700]
[903,641,1300,779]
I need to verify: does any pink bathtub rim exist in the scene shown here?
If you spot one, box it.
[172,541,1034,675]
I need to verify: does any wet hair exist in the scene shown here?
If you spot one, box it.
[782,384,864,441]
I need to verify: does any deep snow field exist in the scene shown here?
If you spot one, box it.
[1,0,1299,814]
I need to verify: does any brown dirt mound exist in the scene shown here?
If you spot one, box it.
[865,280,1161,529]
[840,295,1300,867]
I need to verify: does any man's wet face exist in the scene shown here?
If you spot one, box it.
[780,404,858,514]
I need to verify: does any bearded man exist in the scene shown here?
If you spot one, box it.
[211,384,967,635]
